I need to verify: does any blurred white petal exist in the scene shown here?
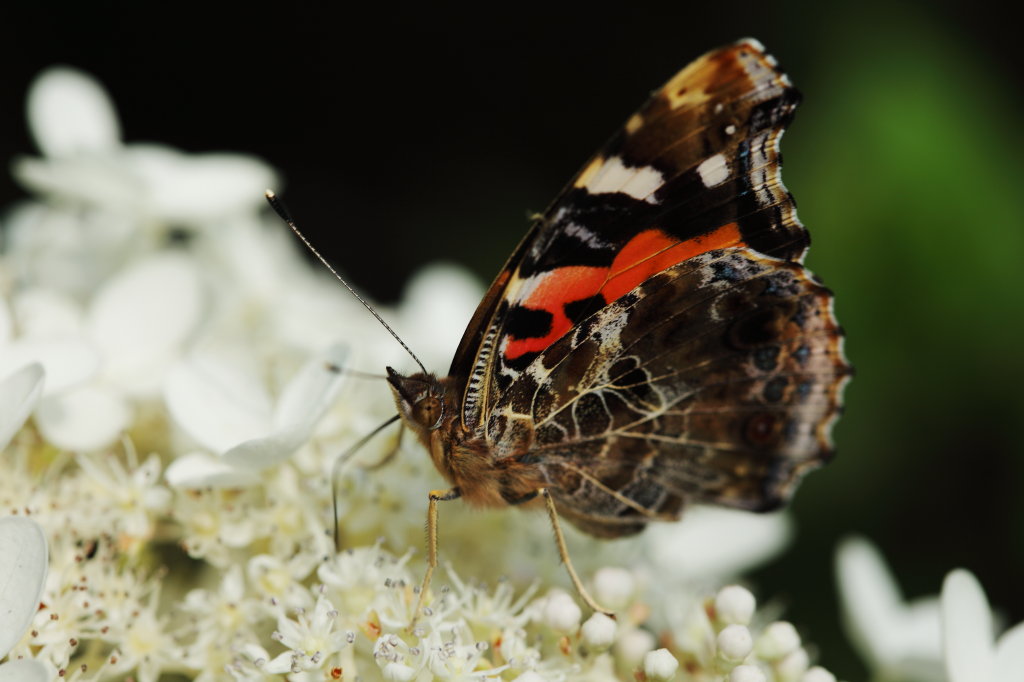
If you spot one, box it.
[0,364,45,452]
[1,204,137,298]
[0,338,99,395]
[13,154,143,209]
[273,344,347,430]
[26,67,121,157]
[397,263,482,368]
[942,569,995,682]
[0,516,48,658]
[165,452,260,488]
[11,287,85,337]
[35,384,129,451]
[0,300,11,344]
[88,253,204,394]
[0,659,49,682]
[644,507,791,581]
[125,145,278,221]
[219,425,309,472]
[165,355,272,452]
[994,623,1024,682]
[836,536,942,676]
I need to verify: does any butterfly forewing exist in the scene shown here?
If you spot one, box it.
[451,39,812,433]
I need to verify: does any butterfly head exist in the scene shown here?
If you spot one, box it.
[386,366,446,432]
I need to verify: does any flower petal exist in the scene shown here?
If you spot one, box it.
[942,569,995,682]
[26,67,121,157]
[397,264,482,369]
[165,452,260,488]
[88,253,205,395]
[125,145,278,222]
[273,344,348,430]
[834,538,943,678]
[836,536,905,667]
[993,622,1024,682]
[219,425,309,473]
[11,287,85,338]
[644,506,791,581]
[0,338,99,395]
[0,516,48,659]
[0,659,49,682]
[0,364,45,452]
[164,355,272,452]
[34,385,129,451]
[0,300,11,344]
[12,155,142,210]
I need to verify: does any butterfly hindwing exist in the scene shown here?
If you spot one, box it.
[485,248,849,537]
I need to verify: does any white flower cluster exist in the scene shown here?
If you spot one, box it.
[2,64,1019,682]
[0,64,806,682]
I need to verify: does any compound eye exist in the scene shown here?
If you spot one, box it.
[413,396,444,430]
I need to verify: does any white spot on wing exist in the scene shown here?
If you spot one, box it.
[696,154,729,188]
[582,156,663,203]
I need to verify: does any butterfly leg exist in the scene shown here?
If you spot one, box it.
[540,488,614,617]
[412,486,461,626]
[361,425,405,471]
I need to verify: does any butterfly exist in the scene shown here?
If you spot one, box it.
[274,38,851,618]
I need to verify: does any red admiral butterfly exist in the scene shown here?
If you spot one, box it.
[273,38,850,618]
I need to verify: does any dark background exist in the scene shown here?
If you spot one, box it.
[3,2,1022,679]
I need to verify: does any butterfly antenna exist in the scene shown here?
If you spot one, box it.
[265,190,429,376]
[330,413,402,551]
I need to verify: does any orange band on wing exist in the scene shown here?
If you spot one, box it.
[603,223,741,300]
[503,223,742,360]
[504,265,607,360]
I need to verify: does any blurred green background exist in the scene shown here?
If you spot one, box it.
[3,2,1022,679]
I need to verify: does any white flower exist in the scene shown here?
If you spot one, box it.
[164,343,348,487]
[0,252,205,451]
[0,516,49,680]
[270,595,350,674]
[835,536,943,679]
[16,67,276,225]
[942,568,1024,682]
[74,449,171,543]
[838,536,1024,682]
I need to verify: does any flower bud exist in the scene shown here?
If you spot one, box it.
[715,585,756,626]
[801,667,837,682]
[581,612,617,651]
[541,590,581,633]
[730,665,767,682]
[755,621,800,660]
[717,624,753,661]
[615,628,655,667]
[775,647,810,681]
[643,648,679,681]
[593,567,635,611]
